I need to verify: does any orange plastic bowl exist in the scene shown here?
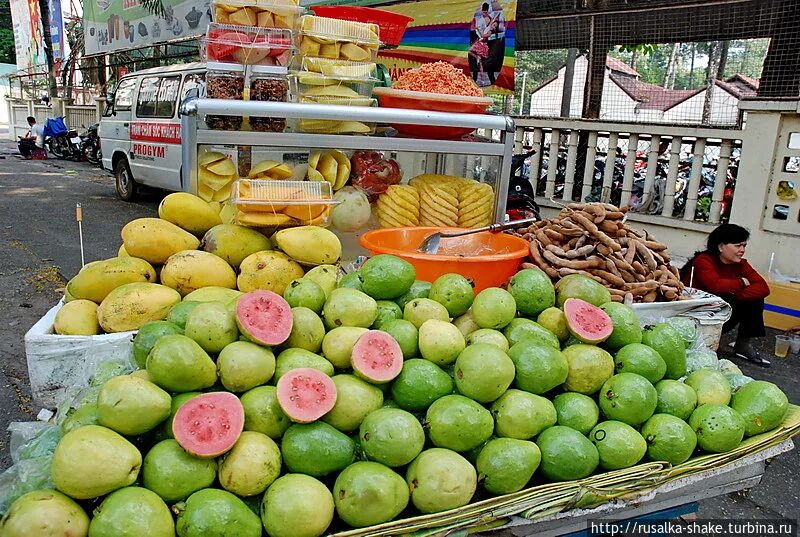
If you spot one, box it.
[359,227,530,292]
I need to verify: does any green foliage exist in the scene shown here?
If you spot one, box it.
[0,0,15,65]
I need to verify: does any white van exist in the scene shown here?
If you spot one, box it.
[101,62,205,200]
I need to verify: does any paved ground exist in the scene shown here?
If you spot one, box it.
[0,139,796,524]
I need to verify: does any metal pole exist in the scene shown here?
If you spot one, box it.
[76,203,85,268]
[518,72,528,115]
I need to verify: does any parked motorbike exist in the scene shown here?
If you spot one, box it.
[81,123,102,165]
[43,117,82,160]
[506,148,541,221]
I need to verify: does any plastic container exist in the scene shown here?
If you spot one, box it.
[203,23,293,66]
[249,65,289,132]
[297,15,380,62]
[289,72,376,105]
[291,56,377,78]
[310,6,412,46]
[373,87,493,139]
[205,62,246,130]
[359,227,529,292]
[231,179,337,227]
[212,0,305,29]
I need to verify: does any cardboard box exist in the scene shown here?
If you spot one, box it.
[764,280,800,331]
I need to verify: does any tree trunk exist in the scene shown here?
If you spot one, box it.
[688,43,696,88]
[702,41,723,125]
[718,40,730,79]
[561,48,577,117]
[37,0,58,98]
[582,18,609,119]
[664,43,679,89]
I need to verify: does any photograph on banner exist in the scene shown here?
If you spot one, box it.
[11,0,48,71]
[377,0,516,94]
[83,0,211,56]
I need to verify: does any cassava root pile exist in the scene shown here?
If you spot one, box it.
[513,202,685,303]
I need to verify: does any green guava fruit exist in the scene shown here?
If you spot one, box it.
[284,278,327,313]
[176,488,262,537]
[395,280,431,310]
[598,373,658,426]
[380,319,419,358]
[426,395,494,452]
[217,341,275,393]
[88,487,174,537]
[403,298,450,328]
[641,323,687,380]
[285,307,326,353]
[471,287,517,329]
[359,408,425,467]
[281,422,355,477]
[429,273,475,317]
[507,268,555,318]
[406,448,477,514]
[0,490,89,537]
[641,413,697,465]
[503,318,560,349]
[477,437,541,495]
[454,343,515,403]
[321,326,369,369]
[133,320,184,367]
[322,288,378,330]
[390,359,454,412]
[537,426,599,481]
[509,343,568,396]
[52,425,142,500]
[372,300,403,329]
[537,307,569,342]
[261,474,334,537]
[359,254,416,300]
[562,344,615,395]
[240,386,291,439]
[96,375,171,436]
[553,392,600,434]
[219,431,281,497]
[322,374,384,432]
[654,380,697,420]
[466,328,510,352]
[184,301,239,354]
[334,462,409,528]
[614,343,667,384]
[684,369,732,406]
[555,273,611,307]
[274,348,334,381]
[491,389,557,439]
[419,319,466,366]
[688,404,746,453]
[143,439,217,501]
[600,302,642,350]
[730,380,789,436]
[146,334,217,392]
[589,420,647,470]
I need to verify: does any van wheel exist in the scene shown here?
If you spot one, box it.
[115,158,138,201]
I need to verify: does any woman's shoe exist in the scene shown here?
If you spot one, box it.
[732,338,771,368]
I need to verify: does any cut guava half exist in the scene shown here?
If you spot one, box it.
[277,367,338,423]
[172,392,244,458]
[564,298,613,344]
[236,290,293,346]
[351,330,404,384]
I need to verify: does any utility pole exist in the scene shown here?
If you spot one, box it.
[518,71,527,115]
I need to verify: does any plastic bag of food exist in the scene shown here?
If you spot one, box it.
[350,150,402,202]
[685,348,720,375]
[0,456,56,516]
[10,423,60,464]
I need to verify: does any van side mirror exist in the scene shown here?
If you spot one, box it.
[179,90,199,117]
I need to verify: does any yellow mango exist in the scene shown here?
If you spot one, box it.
[274,226,341,265]
[160,250,237,296]
[54,299,101,336]
[122,218,200,265]
[237,250,304,295]
[118,244,129,257]
[158,192,223,236]
[97,283,181,333]
[66,256,158,303]
[200,223,272,268]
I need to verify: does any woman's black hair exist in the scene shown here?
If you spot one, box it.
[681,223,750,279]
[482,2,490,10]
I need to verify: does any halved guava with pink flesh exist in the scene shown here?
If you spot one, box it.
[236,290,293,346]
[352,330,404,384]
[173,392,245,458]
[277,368,338,423]
[564,298,613,344]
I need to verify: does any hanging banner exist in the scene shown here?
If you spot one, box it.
[83,0,211,57]
[49,0,65,75]
[11,0,48,71]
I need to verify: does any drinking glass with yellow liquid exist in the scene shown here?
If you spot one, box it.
[774,335,791,359]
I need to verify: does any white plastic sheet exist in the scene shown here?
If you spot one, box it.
[23,301,135,408]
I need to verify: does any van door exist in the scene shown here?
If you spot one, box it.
[130,75,182,191]
[100,77,136,174]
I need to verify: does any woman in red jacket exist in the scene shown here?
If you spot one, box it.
[681,224,771,367]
